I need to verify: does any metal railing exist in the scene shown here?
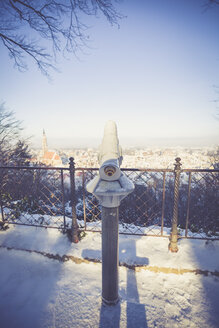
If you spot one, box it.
[0,158,218,241]
[0,165,69,229]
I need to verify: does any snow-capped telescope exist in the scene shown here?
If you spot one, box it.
[86,120,134,208]
[98,120,123,181]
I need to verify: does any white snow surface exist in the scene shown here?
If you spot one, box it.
[0,225,219,328]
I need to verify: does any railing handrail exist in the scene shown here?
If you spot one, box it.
[75,167,219,173]
[181,168,219,173]
[0,165,69,171]
[1,165,219,173]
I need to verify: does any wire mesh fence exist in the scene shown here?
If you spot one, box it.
[76,168,101,232]
[0,162,218,240]
[182,170,219,239]
[116,169,168,236]
[0,166,70,229]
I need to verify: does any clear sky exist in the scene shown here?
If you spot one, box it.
[1,0,219,148]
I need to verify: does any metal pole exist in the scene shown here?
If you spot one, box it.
[102,206,119,305]
[60,169,66,231]
[82,169,87,231]
[169,157,182,252]
[161,171,166,236]
[0,185,5,227]
[0,169,6,225]
[69,157,79,243]
[0,201,5,227]
[185,172,192,238]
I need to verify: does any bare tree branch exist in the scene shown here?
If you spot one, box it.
[208,0,219,4]
[0,0,123,76]
[203,0,219,11]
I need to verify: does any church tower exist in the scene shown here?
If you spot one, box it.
[42,129,48,155]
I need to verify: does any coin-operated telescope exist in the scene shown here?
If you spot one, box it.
[86,121,134,305]
[86,120,134,208]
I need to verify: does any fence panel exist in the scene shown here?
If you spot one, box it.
[0,166,68,229]
[76,168,101,232]
[119,169,170,236]
[182,170,219,239]
[0,165,218,240]
[75,168,174,236]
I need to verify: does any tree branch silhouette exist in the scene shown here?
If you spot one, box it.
[0,0,122,76]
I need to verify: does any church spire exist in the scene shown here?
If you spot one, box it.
[42,129,48,155]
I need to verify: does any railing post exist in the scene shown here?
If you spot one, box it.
[0,200,5,228]
[161,172,166,236]
[0,181,5,228]
[60,169,66,231]
[82,170,87,231]
[169,157,182,252]
[69,157,79,243]
[185,172,192,238]
[0,170,5,227]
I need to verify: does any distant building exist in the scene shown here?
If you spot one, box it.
[39,130,62,166]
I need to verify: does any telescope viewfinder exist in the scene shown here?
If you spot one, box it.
[104,166,116,177]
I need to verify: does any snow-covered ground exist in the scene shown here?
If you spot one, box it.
[0,225,219,328]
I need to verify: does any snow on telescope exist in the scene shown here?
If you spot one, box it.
[86,121,134,208]
[98,120,123,181]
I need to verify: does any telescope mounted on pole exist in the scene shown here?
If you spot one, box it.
[86,120,134,208]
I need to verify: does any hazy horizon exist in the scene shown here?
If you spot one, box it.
[31,134,219,149]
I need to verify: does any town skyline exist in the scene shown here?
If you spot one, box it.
[32,129,218,170]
